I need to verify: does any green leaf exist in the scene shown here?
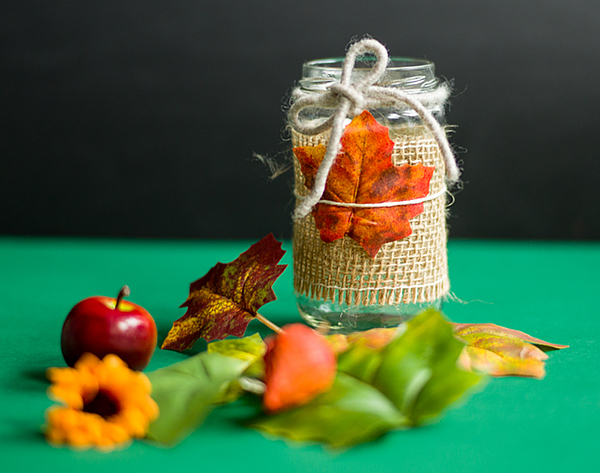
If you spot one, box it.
[373,309,484,426]
[208,332,267,378]
[336,343,383,384]
[146,352,249,445]
[248,372,407,449]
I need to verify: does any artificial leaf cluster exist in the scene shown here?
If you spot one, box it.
[327,322,568,379]
[152,235,568,449]
[250,309,483,448]
[149,309,485,448]
[293,111,435,258]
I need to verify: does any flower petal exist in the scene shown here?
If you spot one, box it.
[44,353,159,450]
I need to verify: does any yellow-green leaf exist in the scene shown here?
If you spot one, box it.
[208,333,267,378]
[453,323,568,378]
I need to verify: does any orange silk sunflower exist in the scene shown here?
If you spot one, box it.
[45,353,159,450]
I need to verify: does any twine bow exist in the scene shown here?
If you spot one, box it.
[289,38,460,220]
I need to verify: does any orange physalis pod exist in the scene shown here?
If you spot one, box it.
[262,323,336,413]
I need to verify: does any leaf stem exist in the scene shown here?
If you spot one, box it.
[255,313,283,334]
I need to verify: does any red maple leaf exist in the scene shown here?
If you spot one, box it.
[293,110,435,258]
[161,234,287,351]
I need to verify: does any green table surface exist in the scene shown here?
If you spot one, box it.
[1,237,598,472]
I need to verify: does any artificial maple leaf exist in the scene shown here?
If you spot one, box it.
[294,110,435,258]
[161,234,287,351]
[452,323,569,352]
[453,323,568,379]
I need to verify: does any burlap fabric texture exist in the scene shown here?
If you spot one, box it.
[292,124,450,307]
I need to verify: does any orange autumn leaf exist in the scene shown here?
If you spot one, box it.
[293,110,435,258]
[162,234,287,351]
[346,327,397,350]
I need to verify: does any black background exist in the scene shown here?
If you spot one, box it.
[2,1,599,241]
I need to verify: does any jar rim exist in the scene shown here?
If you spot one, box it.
[303,56,434,71]
[300,56,437,92]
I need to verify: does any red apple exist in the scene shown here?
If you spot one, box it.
[61,286,157,371]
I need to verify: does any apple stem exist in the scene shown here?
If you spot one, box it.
[255,313,283,334]
[115,285,131,310]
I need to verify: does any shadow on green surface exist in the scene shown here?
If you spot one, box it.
[4,368,49,393]
[0,418,46,445]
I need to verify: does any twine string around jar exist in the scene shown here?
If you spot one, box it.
[288,38,460,220]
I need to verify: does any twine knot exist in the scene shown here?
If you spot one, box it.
[328,83,366,117]
[289,38,460,220]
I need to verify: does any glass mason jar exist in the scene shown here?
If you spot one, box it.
[289,54,452,333]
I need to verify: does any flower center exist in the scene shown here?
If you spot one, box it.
[83,389,121,418]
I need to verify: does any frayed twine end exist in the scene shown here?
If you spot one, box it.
[252,152,292,180]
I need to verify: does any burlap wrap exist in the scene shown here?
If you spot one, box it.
[292,125,450,307]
